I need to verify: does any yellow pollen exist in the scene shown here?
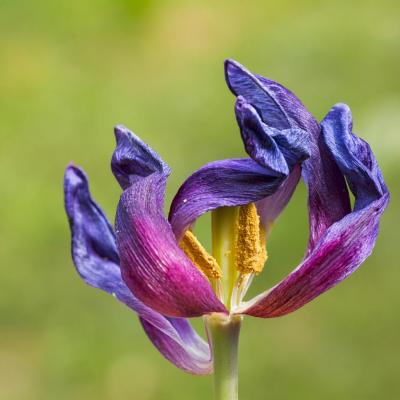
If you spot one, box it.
[235,203,268,275]
[259,224,268,266]
[180,230,222,279]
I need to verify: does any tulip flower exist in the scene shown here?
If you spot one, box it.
[64,59,389,400]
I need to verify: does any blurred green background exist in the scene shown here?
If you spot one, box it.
[0,0,399,399]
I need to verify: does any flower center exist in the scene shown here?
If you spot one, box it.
[179,203,268,311]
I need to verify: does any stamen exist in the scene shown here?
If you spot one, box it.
[235,203,268,275]
[231,273,254,308]
[180,230,222,279]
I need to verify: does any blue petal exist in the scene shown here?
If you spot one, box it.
[226,59,351,250]
[64,165,212,374]
[321,104,387,210]
[225,60,291,130]
[235,96,310,175]
[225,59,319,134]
[111,125,171,190]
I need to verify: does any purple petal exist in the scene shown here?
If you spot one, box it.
[169,60,318,239]
[115,172,227,318]
[140,318,212,374]
[238,104,389,318]
[302,136,351,252]
[111,125,171,190]
[256,164,302,232]
[321,104,386,210]
[110,125,226,317]
[238,194,389,318]
[64,165,212,374]
[64,165,120,273]
[235,97,310,176]
[168,158,285,240]
[225,59,319,134]
[225,59,351,250]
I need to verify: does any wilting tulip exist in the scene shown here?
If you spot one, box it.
[64,59,388,400]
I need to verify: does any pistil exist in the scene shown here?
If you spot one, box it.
[212,207,239,309]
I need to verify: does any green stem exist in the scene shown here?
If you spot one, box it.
[207,313,242,400]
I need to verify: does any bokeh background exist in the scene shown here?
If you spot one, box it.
[1,0,399,399]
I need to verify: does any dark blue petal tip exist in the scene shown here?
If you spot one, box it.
[112,125,171,189]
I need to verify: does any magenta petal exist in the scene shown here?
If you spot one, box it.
[238,194,389,318]
[115,173,227,318]
[64,165,212,374]
[110,124,226,317]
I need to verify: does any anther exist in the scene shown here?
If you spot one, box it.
[180,230,222,279]
[235,203,267,275]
